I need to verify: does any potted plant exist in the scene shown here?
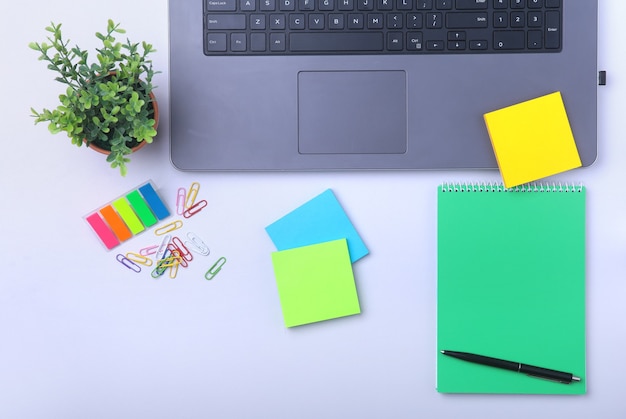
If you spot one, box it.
[29,20,158,176]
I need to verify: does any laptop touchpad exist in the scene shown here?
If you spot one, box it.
[298,71,407,154]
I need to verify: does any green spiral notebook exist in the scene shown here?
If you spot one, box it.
[437,183,586,394]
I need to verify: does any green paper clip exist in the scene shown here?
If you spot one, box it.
[205,257,226,280]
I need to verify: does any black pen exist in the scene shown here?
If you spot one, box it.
[440,350,581,384]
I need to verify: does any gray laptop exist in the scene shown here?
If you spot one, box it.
[169,0,598,171]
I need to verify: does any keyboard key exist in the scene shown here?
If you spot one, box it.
[406,32,423,50]
[270,33,287,51]
[426,40,444,50]
[469,39,487,50]
[206,0,237,11]
[448,40,466,50]
[528,30,542,49]
[206,14,247,30]
[493,30,524,49]
[290,32,384,51]
[206,33,227,51]
[250,33,267,51]
[545,10,560,49]
[387,32,404,50]
[416,0,433,9]
[231,33,247,51]
[446,12,488,28]
[455,0,487,9]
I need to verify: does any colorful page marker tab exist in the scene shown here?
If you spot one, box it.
[112,198,145,235]
[483,91,582,188]
[99,205,132,242]
[139,183,170,220]
[271,239,361,328]
[85,213,120,250]
[84,181,170,250]
[126,190,158,227]
[265,189,368,263]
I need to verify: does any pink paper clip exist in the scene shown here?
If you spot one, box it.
[183,199,208,219]
[139,244,159,256]
[172,236,193,262]
[176,188,187,215]
[116,254,142,273]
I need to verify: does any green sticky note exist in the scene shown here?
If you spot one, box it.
[126,190,158,227]
[437,184,586,394]
[271,239,361,328]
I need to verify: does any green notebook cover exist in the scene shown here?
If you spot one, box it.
[437,183,586,394]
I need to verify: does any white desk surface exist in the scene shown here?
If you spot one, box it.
[2,1,624,418]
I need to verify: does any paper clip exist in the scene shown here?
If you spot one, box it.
[167,244,188,268]
[172,236,193,262]
[125,252,153,267]
[151,262,168,278]
[185,182,200,209]
[154,220,183,236]
[183,199,208,219]
[169,255,180,279]
[152,249,173,278]
[139,244,159,256]
[155,234,171,260]
[176,188,187,215]
[205,257,226,280]
[116,254,142,273]
[185,232,210,256]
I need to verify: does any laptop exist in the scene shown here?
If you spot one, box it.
[168,0,598,171]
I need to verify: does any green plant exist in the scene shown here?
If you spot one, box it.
[29,20,158,176]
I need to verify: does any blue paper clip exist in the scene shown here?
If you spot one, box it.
[116,254,141,273]
[205,257,226,280]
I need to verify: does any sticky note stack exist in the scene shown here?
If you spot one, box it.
[265,189,368,327]
[483,91,582,188]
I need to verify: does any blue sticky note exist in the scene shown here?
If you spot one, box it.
[265,189,368,263]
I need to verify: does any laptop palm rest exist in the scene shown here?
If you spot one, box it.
[297,71,407,155]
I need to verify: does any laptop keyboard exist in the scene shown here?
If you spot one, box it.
[203,0,562,55]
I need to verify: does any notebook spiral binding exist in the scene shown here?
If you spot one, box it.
[440,182,584,193]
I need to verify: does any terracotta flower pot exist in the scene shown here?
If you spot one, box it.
[87,90,159,155]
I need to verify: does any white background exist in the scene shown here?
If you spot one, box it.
[1,1,624,418]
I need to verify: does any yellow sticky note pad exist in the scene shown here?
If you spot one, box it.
[484,92,582,188]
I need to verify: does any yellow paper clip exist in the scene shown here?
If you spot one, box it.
[155,220,183,236]
[205,257,226,280]
[176,187,187,215]
[185,182,200,209]
[125,252,153,267]
[169,252,181,279]
[167,244,188,268]
[116,254,141,273]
